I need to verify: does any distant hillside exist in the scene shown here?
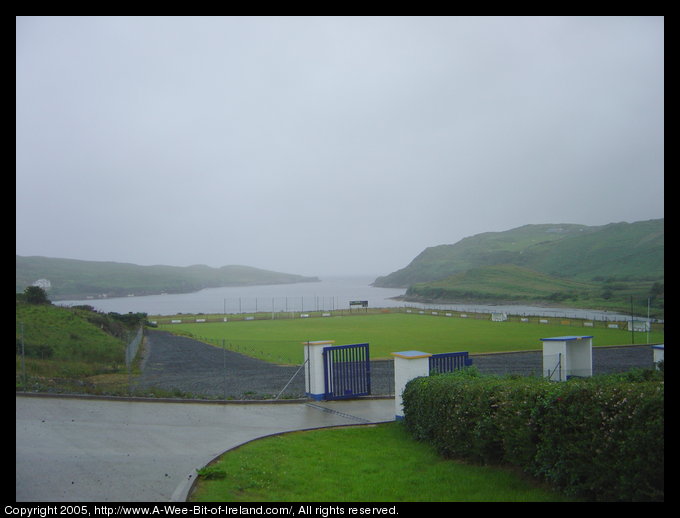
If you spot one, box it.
[374,219,663,288]
[405,264,602,303]
[16,256,320,300]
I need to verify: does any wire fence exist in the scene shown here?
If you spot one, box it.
[218,296,346,315]
[173,296,664,323]
[125,326,144,368]
[150,304,664,335]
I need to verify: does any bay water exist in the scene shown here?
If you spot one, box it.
[56,275,634,321]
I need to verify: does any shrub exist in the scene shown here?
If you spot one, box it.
[22,286,51,305]
[402,369,664,501]
[16,340,55,359]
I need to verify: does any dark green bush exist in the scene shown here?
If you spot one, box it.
[16,339,55,359]
[402,369,664,501]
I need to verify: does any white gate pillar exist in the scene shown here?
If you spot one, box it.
[391,350,432,420]
[303,340,335,400]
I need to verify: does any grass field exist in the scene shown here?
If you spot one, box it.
[159,312,664,365]
[189,422,575,502]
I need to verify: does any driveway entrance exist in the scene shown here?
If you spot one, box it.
[16,395,394,502]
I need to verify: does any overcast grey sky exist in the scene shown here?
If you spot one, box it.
[16,16,664,277]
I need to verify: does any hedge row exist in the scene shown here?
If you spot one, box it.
[402,368,664,501]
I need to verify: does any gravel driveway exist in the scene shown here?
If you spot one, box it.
[134,330,658,400]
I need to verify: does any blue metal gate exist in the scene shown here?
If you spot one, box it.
[323,343,371,400]
[429,351,473,374]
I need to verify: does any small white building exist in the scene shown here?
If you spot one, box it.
[541,335,593,381]
[652,344,664,368]
[32,279,51,290]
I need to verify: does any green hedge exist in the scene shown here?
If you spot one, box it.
[402,368,664,501]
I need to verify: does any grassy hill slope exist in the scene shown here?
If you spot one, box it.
[374,219,663,289]
[16,301,127,363]
[405,264,601,303]
[374,219,663,316]
[16,256,320,300]
[514,219,664,281]
[373,224,592,288]
[15,297,142,393]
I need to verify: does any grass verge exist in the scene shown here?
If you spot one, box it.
[189,422,575,502]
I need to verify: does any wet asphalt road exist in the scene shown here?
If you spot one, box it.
[16,395,395,502]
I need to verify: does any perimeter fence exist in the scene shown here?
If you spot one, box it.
[150,295,663,323]
[150,304,664,334]
[125,325,144,368]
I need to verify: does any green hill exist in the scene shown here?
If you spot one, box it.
[16,300,127,364]
[16,256,320,300]
[514,219,664,281]
[15,296,145,393]
[374,219,663,316]
[374,219,663,288]
[404,264,600,302]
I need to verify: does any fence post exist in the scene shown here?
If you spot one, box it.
[391,350,432,420]
[303,340,335,400]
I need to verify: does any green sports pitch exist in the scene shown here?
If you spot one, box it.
[156,312,663,365]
